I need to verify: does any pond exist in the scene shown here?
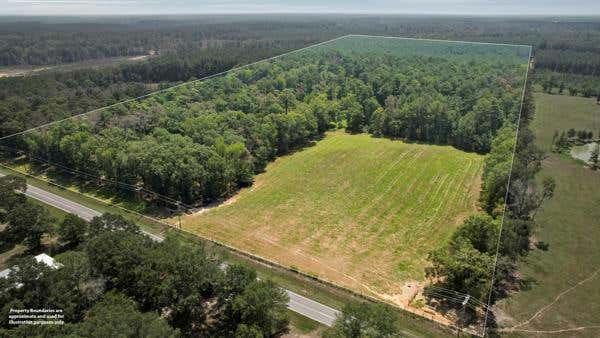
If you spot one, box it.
[570,142,599,164]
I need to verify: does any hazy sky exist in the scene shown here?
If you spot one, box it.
[2,0,600,16]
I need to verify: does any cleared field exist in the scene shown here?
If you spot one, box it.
[497,94,600,337]
[0,54,152,78]
[176,131,483,304]
[531,93,600,152]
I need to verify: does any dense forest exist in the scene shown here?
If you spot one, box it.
[1,16,598,140]
[1,16,599,80]
[5,37,528,207]
[0,46,284,138]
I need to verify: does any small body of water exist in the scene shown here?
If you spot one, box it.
[570,142,599,164]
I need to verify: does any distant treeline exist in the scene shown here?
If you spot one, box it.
[2,16,600,78]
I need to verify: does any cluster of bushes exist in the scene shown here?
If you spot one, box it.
[18,46,524,206]
[552,128,596,153]
[0,175,52,251]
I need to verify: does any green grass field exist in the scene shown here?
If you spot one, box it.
[176,131,483,305]
[530,93,600,152]
[497,93,600,337]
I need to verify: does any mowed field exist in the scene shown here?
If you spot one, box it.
[497,93,600,337]
[175,131,483,304]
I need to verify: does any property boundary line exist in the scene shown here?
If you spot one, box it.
[0,34,532,336]
[481,44,533,336]
[346,34,532,48]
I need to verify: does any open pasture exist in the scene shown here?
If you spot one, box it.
[497,93,600,337]
[175,132,483,304]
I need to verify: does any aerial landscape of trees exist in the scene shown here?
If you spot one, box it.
[2,16,599,139]
[6,38,527,208]
[2,15,597,336]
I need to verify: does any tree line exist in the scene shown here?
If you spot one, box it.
[425,77,556,332]
[14,45,525,206]
[2,16,600,72]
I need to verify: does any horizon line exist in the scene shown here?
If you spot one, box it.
[2,13,600,17]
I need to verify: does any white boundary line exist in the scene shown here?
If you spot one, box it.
[346,34,532,48]
[481,44,533,336]
[0,35,532,336]
[0,34,531,141]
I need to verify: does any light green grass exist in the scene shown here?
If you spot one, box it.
[497,94,600,337]
[287,310,325,335]
[28,197,69,225]
[530,93,600,152]
[178,131,483,303]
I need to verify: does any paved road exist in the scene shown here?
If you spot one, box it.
[1,173,340,326]
[286,289,339,326]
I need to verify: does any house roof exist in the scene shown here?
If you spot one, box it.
[0,253,62,280]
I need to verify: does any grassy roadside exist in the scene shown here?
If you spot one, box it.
[287,310,325,336]
[28,196,69,224]
[0,165,452,337]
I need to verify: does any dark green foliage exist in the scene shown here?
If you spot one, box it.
[58,214,87,246]
[0,257,54,327]
[323,302,400,338]
[1,211,289,336]
[426,214,499,301]
[5,199,53,250]
[88,213,139,238]
[479,125,517,215]
[71,291,179,338]
[217,264,289,337]
[0,175,54,251]
[84,214,287,336]
[552,128,596,154]
[0,175,26,211]
[219,279,290,337]
[451,214,500,255]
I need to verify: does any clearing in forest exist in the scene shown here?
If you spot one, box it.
[175,131,483,304]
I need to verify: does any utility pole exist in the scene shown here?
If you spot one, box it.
[177,202,182,229]
[457,294,470,337]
